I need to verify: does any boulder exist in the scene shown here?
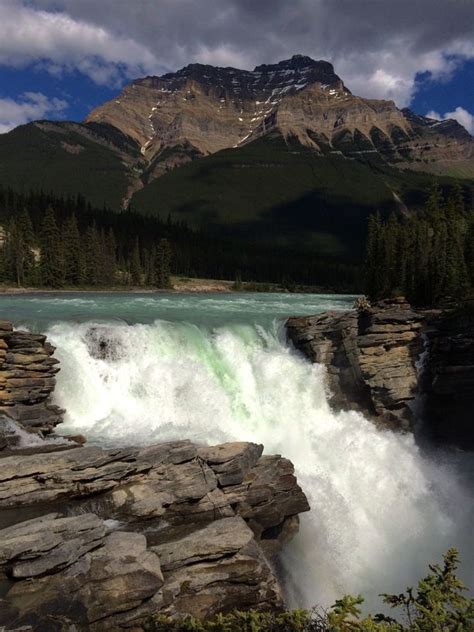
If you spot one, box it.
[153,517,283,619]
[0,514,164,631]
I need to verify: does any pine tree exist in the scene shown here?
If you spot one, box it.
[63,214,84,285]
[40,207,64,288]
[84,223,101,285]
[18,209,35,284]
[413,218,432,304]
[466,214,474,289]
[130,237,142,286]
[233,270,243,290]
[385,213,399,292]
[145,245,156,286]
[364,212,385,300]
[444,195,468,299]
[104,228,117,285]
[2,211,36,287]
[397,215,412,295]
[155,238,172,289]
[8,218,23,287]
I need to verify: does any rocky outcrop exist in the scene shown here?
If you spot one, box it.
[287,298,424,430]
[0,440,309,629]
[287,298,474,448]
[0,320,64,436]
[0,513,165,630]
[423,308,474,449]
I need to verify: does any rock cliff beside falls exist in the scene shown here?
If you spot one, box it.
[287,298,424,430]
[287,298,474,448]
[423,306,474,449]
[0,319,64,442]
[0,321,310,631]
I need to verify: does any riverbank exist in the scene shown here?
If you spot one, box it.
[0,277,347,295]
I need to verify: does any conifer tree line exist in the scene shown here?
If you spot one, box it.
[0,204,172,289]
[365,183,474,305]
[0,186,361,290]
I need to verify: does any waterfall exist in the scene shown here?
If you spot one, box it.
[48,318,473,610]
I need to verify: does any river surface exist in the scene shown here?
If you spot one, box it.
[1,292,473,610]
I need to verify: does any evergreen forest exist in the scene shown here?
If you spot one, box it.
[365,183,474,306]
[0,186,359,291]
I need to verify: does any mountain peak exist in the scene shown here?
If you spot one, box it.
[136,55,342,91]
[254,55,334,74]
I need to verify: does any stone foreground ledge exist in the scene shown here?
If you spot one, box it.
[0,439,310,630]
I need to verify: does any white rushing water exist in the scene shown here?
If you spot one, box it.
[46,316,473,610]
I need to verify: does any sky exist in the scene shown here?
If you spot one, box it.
[0,0,472,134]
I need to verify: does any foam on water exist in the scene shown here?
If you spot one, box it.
[48,317,474,610]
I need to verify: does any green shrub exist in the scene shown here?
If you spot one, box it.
[145,549,473,631]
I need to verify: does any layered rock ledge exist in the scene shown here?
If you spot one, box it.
[423,307,474,449]
[0,319,64,439]
[0,439,309,630]
[287,298,474,448]
[0,320,310,630]
[287,298,424,430]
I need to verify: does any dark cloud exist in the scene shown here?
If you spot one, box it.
[6,0,474,105]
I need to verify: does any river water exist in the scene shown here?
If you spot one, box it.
[1,292,472,610]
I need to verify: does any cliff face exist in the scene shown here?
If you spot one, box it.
[423,308,474,449]
[86,56,349,162]
[287,298,424,430]
[0,439,310,629]
[0,322,310,630]
[0,320,64,440]
[287,299,474,449]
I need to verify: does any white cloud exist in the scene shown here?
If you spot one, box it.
[0,92,68,133]
[426,106,474,134]
[0,0,160,86]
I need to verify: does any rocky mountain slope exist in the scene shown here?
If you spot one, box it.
[87,55,474,180]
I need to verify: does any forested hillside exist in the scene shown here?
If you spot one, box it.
[0,187,360,289]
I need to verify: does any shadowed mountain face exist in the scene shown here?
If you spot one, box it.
[0,55,472,257]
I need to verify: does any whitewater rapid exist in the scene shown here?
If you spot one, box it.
[48,318,473,610]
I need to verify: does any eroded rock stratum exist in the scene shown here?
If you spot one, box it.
[287,297,474,447]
